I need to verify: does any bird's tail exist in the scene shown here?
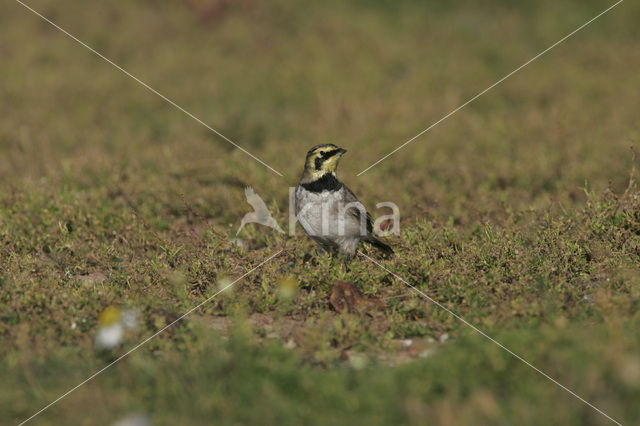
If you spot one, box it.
[366,235,394,256]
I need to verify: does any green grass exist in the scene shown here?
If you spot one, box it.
[1,0,639,424]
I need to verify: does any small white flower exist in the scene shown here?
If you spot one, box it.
[95,323,124,350]
[121,310,139,330]
[94,306,139,350]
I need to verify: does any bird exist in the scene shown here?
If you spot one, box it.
[237,186,284,235]
[294,143,393,258]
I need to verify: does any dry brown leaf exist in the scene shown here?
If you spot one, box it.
[329,281,386,313]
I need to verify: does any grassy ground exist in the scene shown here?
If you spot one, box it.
[1,0,639,424]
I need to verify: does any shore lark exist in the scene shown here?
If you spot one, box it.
[294,144,393,258]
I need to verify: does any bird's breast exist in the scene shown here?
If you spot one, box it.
[294,186,361,238]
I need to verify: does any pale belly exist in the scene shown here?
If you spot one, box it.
[294,186,365,253]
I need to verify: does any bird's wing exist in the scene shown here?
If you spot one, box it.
[342,185,373,234]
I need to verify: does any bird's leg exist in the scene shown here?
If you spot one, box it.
[342,257,351,272]
[335,251,353,272]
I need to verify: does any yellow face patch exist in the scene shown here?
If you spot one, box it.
[305,146,345,179]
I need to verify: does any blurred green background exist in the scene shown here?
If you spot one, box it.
[1,0,639,425]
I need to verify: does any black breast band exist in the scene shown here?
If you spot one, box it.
[301,174,343,192]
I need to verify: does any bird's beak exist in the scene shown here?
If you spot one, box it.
[338,148,347,155]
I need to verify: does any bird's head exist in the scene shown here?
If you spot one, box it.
[302,144,347,180]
